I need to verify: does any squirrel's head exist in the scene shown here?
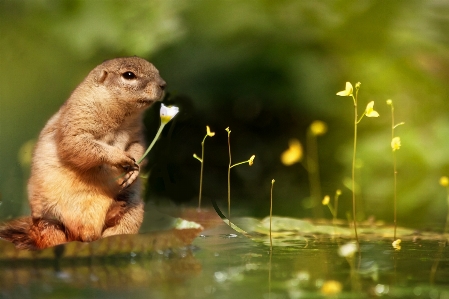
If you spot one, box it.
[90,57,166,110]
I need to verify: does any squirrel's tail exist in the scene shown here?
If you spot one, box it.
[0,217,68,250]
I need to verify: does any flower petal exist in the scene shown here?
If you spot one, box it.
[365,101,379,117]
[206,125,215,137]
[160,104,179,124]
[281,139,303,165]
[336,82,353,96]
[391,137,401,151]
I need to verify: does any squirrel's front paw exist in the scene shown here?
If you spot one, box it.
[118,158,140,189]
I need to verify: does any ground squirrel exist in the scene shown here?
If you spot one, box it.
[0,57,166,250]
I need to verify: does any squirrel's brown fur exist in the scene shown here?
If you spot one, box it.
[0,57,166,250]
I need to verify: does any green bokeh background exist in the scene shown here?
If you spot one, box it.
[1,0,448,229]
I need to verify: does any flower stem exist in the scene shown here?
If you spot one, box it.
[351,93,360,247]
[227,131,232,225]
[306,130,322,218]
[390,103,398,240]
[137,123,166,164]
[198,137,206,210]
[444,187,449,234]
[270,179,275,251]
[230,161,249,168]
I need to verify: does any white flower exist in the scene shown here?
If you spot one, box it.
[160,104,179,124]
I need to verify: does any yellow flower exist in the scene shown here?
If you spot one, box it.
[309,120,327,136]
[322,195,330,206]
[336,82,353,97]
[281,139,303,166]
[392,239,401,250]
[160,104,179,124]
[386,99,393,106]
[248,155,255,166]
[365,101,379,117]
[321,280,342,296]
[440,176,449,187]
[391,137,401,151]
[206,125,215,137]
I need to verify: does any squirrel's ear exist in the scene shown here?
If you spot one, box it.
[94,70,108,84]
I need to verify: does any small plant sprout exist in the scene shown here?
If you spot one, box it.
[193,126,215,209]
[386,99,404,241]
[307,120,327,217]
[225,127,256,224]
[270,179,275,251]
[334,189,342,221]
[137,104,179,164]
[336,81,379,246]
[439,176,449,234]
[322,190,341,224]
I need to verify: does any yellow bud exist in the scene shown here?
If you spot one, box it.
[309,120,327,136]
[248,155,255,166]
[322,195,330,206]
[336,189,342,196]
[386,99,393,106]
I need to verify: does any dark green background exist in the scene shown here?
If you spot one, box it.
[1,0,449,229]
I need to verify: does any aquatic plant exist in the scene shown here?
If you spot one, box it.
[225,127,255,224]
[386,99,404,241]
[336,82,379,245]
[193,126,215,209]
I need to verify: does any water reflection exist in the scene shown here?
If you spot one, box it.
[0,220,448,298]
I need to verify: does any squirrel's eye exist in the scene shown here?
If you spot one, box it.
[122,71,136,80]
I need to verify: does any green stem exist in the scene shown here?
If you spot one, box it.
[227,133,232,225]
[270,180,274,251]
[230,161,249,168]
[334,192,340,222]
[198,139,205,210]
[391,103,397,240]
[306,130,322,219]
[352,94,360,246]
[445,187,449,234]
[137,123,166,164]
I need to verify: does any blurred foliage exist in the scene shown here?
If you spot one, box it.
[1,0,449,229]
